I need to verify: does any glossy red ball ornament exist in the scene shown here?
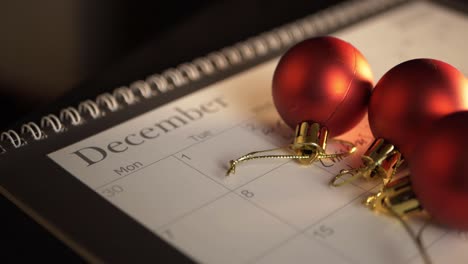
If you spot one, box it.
[410,111,468,229]
[272,36,373,137]
[369,59,468,159]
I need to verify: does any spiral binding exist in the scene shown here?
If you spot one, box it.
[0,0,405,153]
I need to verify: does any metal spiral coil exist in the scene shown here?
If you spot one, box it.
[0,0,404,152]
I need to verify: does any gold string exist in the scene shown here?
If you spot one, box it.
[226,147,314,175]
[226,140,356,176]
[386,204,432,264]
[330,167,367,187]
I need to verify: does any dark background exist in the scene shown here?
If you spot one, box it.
[0,0,341,262]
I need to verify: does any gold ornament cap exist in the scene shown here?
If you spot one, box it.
[366,176,423,216]
[291,122,328,164]
[331,138,402,187]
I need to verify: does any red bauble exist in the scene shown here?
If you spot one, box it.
[410,111,468,229]
[369,59,468,158]
[272,36,373,137]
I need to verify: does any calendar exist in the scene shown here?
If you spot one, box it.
[49,1,468,263]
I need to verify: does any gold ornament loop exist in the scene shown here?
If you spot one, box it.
[226,140,356,176]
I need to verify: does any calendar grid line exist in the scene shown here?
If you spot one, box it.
[93,155,172,190]
[236,192,360,264]
[235,187,364,264]
[235,169,368,232]
[157,153,297,230]
[230,165,369,264]
[425,230,450,249]
[403,229,449,264]
[301,191,369,235]
[93,115,258,190]
[100,113,304,237]
[203,123,377,264]
[174,116,257,154]
[173,154,232,192]
[155,120,296,231]
[234,191,302,233]
[307,235,359,264]
[246,233,302,264]
[232,160,293,191]
[97,102,341,192]
[239,119,294,148]
[156,191,232,232]
[163,125,311,264]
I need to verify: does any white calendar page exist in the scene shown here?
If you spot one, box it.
[49,1,468,263]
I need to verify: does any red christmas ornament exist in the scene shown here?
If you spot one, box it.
[227,36,372,175]
[272,36,373,137]
[409,111,468,229]
[369,59,468,159]
[364,113,468,264]
[332,59,468,187]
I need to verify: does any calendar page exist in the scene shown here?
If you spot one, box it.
[49,1,468,263]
